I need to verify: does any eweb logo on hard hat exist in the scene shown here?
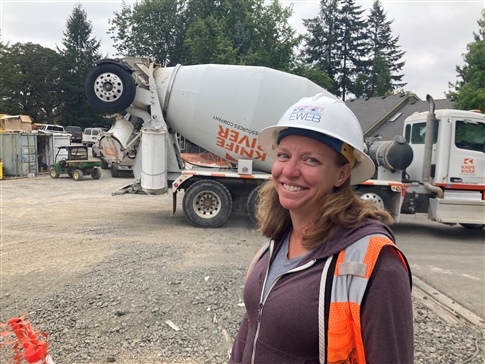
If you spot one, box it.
[288,105,324,123]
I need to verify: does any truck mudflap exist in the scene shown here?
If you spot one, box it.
[428,191,485,225]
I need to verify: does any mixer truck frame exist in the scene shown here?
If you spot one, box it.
[85,58,485,229]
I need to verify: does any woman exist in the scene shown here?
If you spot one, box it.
[229,94,413,364]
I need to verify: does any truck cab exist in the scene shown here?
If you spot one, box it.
[402,108,485,227]
[404,109,485,187]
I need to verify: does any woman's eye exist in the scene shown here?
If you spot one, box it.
[306,157,320,164]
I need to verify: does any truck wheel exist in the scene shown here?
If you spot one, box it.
[247,184,263,226]
[182,180,232,228]
[459,223,484,230]
[111,164,120,178]
[358,186,391,210]
[92,168,101,180]
[72,169,84,181]
[49,167,59,178]
[85,63,136,114]
[101,159,109,169]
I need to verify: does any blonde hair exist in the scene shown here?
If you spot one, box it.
[256,155,392,249]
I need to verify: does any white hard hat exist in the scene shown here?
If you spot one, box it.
[258,93,375,185]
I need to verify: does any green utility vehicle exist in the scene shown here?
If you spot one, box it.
[49,145,102,181]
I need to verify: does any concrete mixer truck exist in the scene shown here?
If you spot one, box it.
[85,58,485,229]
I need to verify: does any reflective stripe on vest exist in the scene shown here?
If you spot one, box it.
[323,234,409,364]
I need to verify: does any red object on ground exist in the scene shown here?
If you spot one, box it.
[0,313,52,364]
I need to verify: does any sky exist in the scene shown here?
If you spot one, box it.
[1,0,484,100]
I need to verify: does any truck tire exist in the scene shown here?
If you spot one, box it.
[85,63,136,114]
[92,167,101,180]
[459,223,484,230]
[357,186,391,211]
[72,169,84,181]
[49,166,59,178]
[247,184,263,226]
[111,164,120,178]
[182,180,232,228]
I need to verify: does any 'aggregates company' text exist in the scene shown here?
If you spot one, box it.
[213,116,266,161]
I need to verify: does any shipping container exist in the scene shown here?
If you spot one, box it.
[0,133,37,176]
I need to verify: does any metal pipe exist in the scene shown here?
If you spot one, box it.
[423,95,444,198]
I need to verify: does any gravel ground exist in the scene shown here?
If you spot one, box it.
[1,172,484,364]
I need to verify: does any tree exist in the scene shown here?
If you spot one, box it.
[57,4,107,127]
[354,50,392,97]
[292,64,334,91]
[301,0,370,99]
[301,0,341,96]
[0,42,63,123]
[0,37,16,113]
[108,0,188,66]
[241,0,301,72]
[184,15,238,64]
[337,0,369,99]
[183,0,256,65]
[365,0,406,94]
[447,10,485,111]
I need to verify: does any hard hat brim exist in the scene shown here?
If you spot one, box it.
[258,125,375,185]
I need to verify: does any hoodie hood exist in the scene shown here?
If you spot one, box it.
[288,218,395,266]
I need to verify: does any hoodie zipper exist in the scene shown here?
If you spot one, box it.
[250,240,316,364]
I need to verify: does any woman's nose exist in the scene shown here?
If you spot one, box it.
[282,159,301,178]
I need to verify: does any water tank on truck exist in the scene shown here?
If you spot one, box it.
[367,135,414,177]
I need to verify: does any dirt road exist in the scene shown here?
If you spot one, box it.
[1,170,261,362]
[1,170,483,363]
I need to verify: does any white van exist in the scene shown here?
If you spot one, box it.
[82,127,103,146]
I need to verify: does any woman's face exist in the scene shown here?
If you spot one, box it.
[272,135,351,218]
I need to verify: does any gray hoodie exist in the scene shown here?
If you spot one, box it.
[229,218,413,364]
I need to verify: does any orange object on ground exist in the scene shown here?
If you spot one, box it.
[0,313,54,364]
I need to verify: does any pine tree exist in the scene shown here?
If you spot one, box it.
[301,0,341,96]
[366,0,406,94]
[57,4,106,127]
[338,0,369,99]
[447,10,485,110]
[301,0,369,99]
[353,50,392,98]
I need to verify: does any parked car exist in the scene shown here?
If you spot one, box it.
[82,127,103,146]
[38,124,66,133]
[66,126,83,143]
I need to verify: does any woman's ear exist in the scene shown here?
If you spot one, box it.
[334,163,352,187]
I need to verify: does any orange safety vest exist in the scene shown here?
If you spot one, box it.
[247,234,410,364]
[319,234,410,364]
